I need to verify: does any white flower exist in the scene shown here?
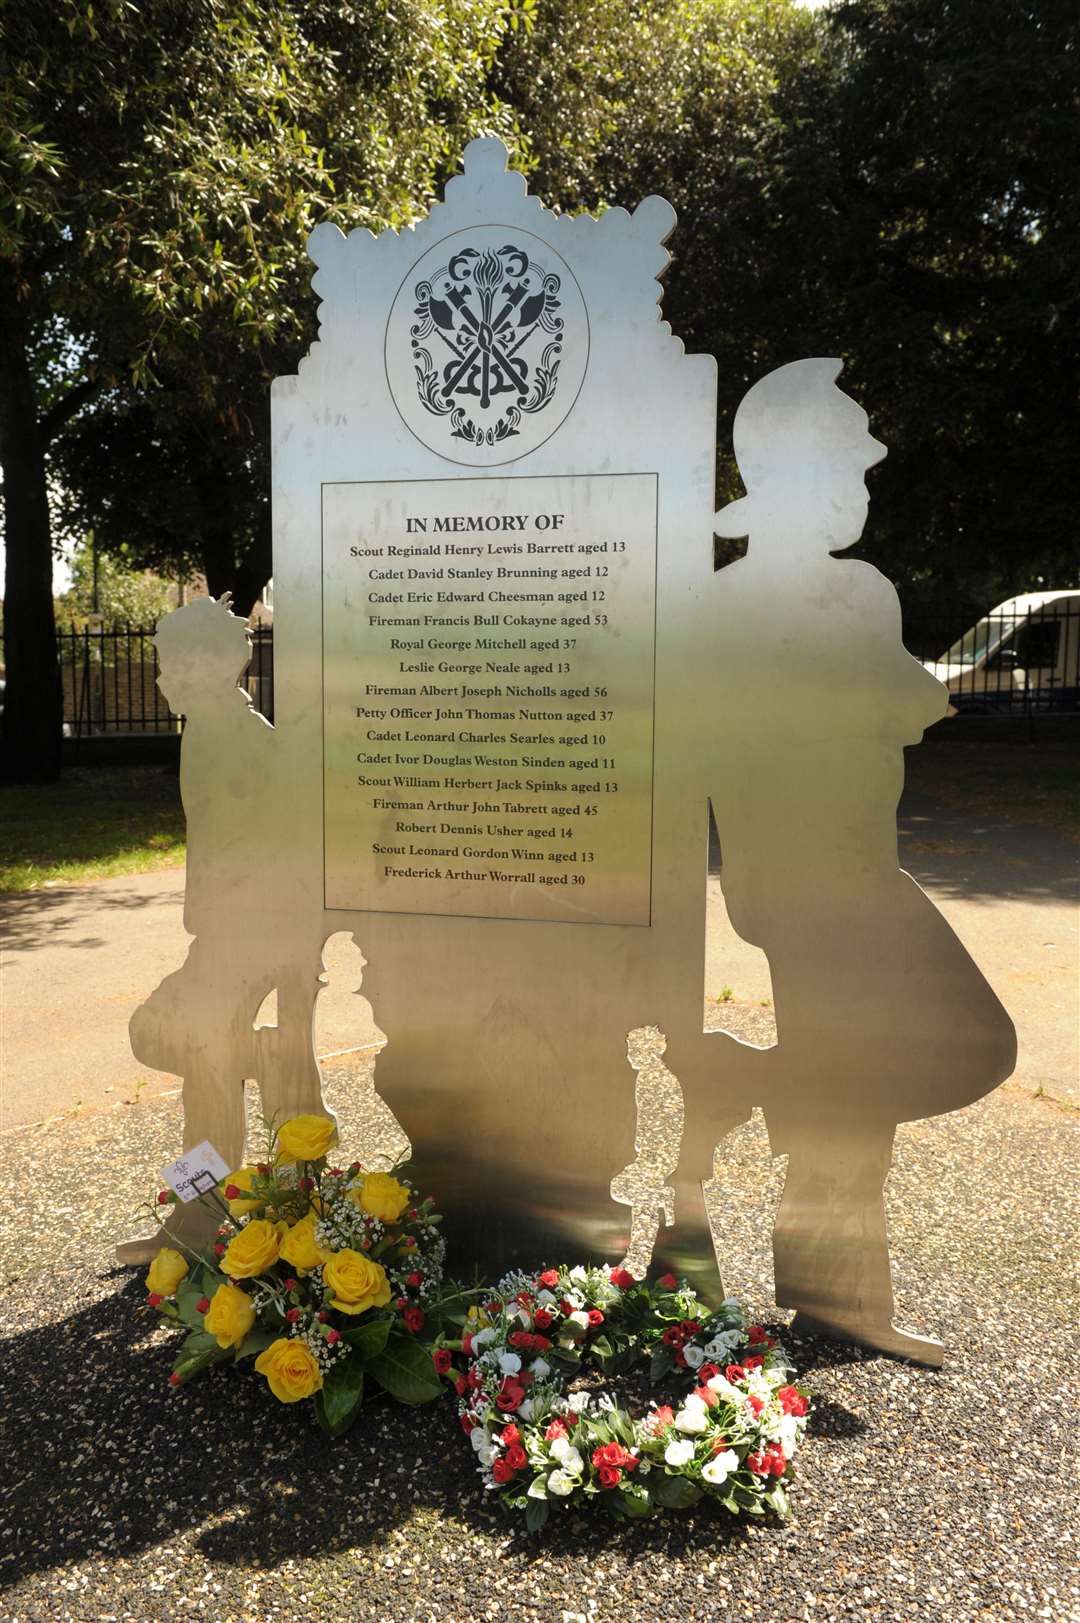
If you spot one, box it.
[549,1437,583,1472]
[536,1289,557,1307]
[498,1352,522,1376]
[683,1344,705,1369]
[518,1398,535,1422]
[526,1476,548,1500]
[547,1468,576,1496]
[564,1290,584,1310]
[470,1427,490,1454]
[567,1310,590,1333]
[701,1449,739,1485]
[567,1391,591,1413]
[664,1438,695,1467]
[779,1414,800,1454]
[706,1374,741,1402]
[531,1357,551,1379]
[675,1405,709,1436]
[472,1327,496,1349]
[569,1265,588,1282]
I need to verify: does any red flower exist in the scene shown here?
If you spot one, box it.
[505,1443,528,1471]
[461,1332,473,1357]
[725,1364,746,1384]
[768,1447,787,1477]
[662,1326,685,1348]
[168,1371,182,1387]
[534,1309,554,1330]
[747,1325,767,1344]
[156,1191,170,1205]
[213,1244,226,1257]
[286,1308,301,1324]
[710,1435,730,1455]
[646,1405,675,1435]
[501,1423,521,1445]
[317,1311,328,1323]
[492,1458,515,1484]
[284,1278,298,1293]
[224,1183,241,1201]
[657,1272,678,1290]
[146,1293,163,1309]
[559,1299,576,1316]
[403,1306,425,1334]
[434,1348,453,1375]
[394,1297,408,1311]
[744,1355,764,1371]
[698,1363,720,1382]
[406,1271,422,1288]
[694,1385,719,1408]
[454,1375,467,1397]
[538,1269,560,1288]
[460,1414,475,1435]
[544,1419,569,1442]
[196,1297,210,1314]
[778,1386,808,1417]
[256,1163,270,1175]
[674,1350,688,1368]
[497,1381,525,1413]
[680,1319,701,1337]
[747,1394,764,1416]
[593,1442,636,1472]
[609,1267,635,1289]
[596,1465,622,1489]
[467,1366,484,1389]
[326,1328,341,1346]
[587,1309,605,1328]
[746,1453,767,1474]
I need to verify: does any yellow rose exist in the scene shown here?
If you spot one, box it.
[254,1337,324,1402]
[222,1218,287,1279]
[203,1282,256,1349]
[279,1212,332,1273]
[352,1172,410,1224]
[275,1114,337,1164]
[145,1247,188,1297]
[221,1166,265,1219]
[322,1249,391,1316]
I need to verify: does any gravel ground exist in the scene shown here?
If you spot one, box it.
[1,1077,1077,1623]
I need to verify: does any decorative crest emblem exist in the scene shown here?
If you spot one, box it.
[410,243,565,449]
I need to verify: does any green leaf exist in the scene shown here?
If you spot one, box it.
[764,1484,791,1518]
[179,1327,221,1356]
[234,1326,278,1361]
[342,1316,391,1359]
[653,1473,703,1510]
[649,1345,674,1382]
[525,1497,549,1534]
[176,1279,208,1331]
[171,1344,230,1385]
[314,1356,365,1437]
[367,1334,442,1405]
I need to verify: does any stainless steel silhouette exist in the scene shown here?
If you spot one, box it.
[709,358,1017,1362]
[121,143,1016,1364]
[611,1026,684,1277]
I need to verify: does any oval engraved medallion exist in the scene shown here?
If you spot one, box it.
[385,226,589,467]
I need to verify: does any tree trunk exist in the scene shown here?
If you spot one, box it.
[0,311,63,783]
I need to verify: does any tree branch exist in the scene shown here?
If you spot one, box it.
[40,374,104,444]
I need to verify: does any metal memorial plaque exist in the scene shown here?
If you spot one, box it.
[124,139,1017,1364]
[321,473,657,924]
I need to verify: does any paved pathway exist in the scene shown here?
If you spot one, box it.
[1,792,1076,1132]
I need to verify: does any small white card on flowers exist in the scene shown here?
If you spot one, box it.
[160,1141,229,1203]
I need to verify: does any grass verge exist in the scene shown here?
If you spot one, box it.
[0,765,185,891]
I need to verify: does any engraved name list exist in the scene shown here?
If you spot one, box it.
[322,474,657,925]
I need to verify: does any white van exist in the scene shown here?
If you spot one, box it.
[922,590,1080,714]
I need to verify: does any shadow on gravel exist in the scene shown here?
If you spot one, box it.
[0,1275,796,1589]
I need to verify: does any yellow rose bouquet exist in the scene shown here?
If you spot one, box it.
[143,1117,449,1435]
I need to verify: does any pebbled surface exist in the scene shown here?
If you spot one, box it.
[0,1073,1076,1623]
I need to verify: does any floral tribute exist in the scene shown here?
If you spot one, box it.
[436,1264,810,1531]
[143,1116,447,1435]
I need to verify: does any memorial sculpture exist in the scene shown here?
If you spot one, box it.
[123,139,1016,1363]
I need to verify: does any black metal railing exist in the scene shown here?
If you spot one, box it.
[51,622,275,736]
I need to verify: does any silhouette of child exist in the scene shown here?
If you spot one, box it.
[125,597,330,1255]
[710,359,1016,1361]
[610,1025,684,1276]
